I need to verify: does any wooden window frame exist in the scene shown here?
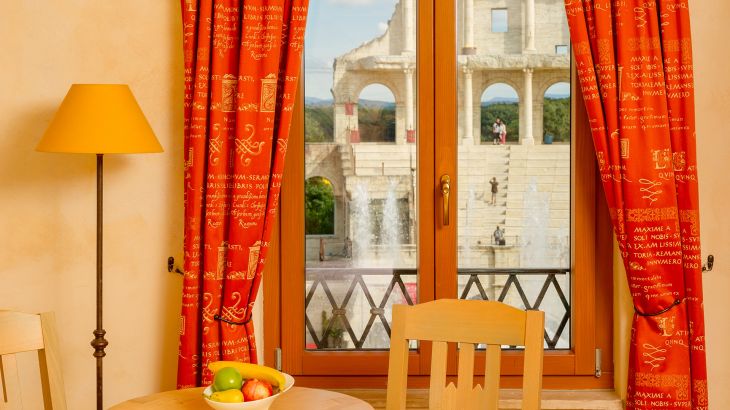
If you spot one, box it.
[263,0,613,390]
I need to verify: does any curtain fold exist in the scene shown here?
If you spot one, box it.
[177,0,309,388]
[564,1,707,408]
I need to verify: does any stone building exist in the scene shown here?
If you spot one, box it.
[305,0,572,271]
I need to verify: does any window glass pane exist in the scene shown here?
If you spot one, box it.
[491,9,508,33]
[458,0,571,349]
[555,45,569,55]
[303,0,418,351]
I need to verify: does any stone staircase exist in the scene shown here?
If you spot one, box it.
[457,145,511,249]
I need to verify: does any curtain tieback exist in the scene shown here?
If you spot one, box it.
[213,314,252,326]
[634,298,684,317]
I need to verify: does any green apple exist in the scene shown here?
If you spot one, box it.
[213,367,243,392]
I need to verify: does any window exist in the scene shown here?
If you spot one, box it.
[556,44,569,55]
[266,0,613,390]
[491,9,508,33]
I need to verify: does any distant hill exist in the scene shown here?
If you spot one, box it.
[304,96,332,107]
[545,93,570,100]
[481,95,569,106]
[481,97,518,106]
[304,97,395,109]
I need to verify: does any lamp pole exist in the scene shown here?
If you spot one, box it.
[91,153,108,410]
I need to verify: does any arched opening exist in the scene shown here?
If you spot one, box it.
[305,176,335,236]
[357,83,396,143]
[542,82,570,144]
[480,83,519,144]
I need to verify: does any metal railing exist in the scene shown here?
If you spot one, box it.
[304,267,570,351]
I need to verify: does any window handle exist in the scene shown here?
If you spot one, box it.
[440,174,451,226]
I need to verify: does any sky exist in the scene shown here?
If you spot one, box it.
[303,0,571,102]
[304,0,398,101]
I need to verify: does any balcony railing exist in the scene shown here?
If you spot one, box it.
[305,267,570,351]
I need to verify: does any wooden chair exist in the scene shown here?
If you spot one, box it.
[385,299,544,410]
[0,311,67,409]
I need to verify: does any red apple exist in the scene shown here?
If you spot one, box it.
[242,379,273,401]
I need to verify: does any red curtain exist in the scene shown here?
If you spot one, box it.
[565,1,707,408]
[177,0,309,387]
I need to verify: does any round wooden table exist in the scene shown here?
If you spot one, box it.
[109,387,374,410]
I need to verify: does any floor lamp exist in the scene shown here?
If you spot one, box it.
[37,84,163,410]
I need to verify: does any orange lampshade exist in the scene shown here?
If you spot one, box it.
[37,84,163,154]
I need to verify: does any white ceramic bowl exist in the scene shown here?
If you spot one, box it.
[202,373,294,410]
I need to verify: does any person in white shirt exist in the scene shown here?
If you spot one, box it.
[492,118,501,145]
[499,121,507,145]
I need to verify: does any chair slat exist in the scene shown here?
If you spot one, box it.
[456,343,475,409]
[0,354,22,410]
[483,344,501,410]
[443,383,457,410]
[385,306,410,410]
[428,341,448,410]
[470,384,485,410]
[521,310,544,410]
[39,313,66,410]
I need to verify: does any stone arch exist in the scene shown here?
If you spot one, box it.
[479,81,520,144]
[541,81,571,144]
[332,70,407,144]
[333,72,403,104]
[356,83,397,143]
[535,72,570,100]
[304,168,343,197]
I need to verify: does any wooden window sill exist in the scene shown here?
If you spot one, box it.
[333,389,623,410]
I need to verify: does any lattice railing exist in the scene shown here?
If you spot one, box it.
[304,268,570,350]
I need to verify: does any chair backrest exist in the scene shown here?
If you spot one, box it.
[385,299,544,410]
[0,311,67,410]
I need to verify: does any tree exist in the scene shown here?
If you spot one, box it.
[358,105,395,143]
[305,177,335,235]
[542,98,570,143]
[481,103,519,143]
[304,105,334,142]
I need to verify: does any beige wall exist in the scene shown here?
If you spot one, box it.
[692,2,730,408]
[0,1,184,408]
[0,0,729,409]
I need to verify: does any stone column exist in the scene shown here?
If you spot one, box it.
[463,0,476,54]
[405,68,415,133]
[522,68,534,145]
[524,0,536,52]
[403,0,415,54]
[463,68,474,145]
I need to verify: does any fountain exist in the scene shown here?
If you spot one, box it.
[520,177,551,267]
[519,177,570,348]
[381,179,401,267]
[350,182,373,267]
[459,188,476,268]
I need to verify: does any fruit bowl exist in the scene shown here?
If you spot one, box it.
[202,372,294,410]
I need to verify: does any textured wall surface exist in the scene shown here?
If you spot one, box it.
[0,0,728,409]
[0,2,184,408]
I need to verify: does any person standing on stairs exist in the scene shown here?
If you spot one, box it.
[489,177,499,205]
[492,118,502,145]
